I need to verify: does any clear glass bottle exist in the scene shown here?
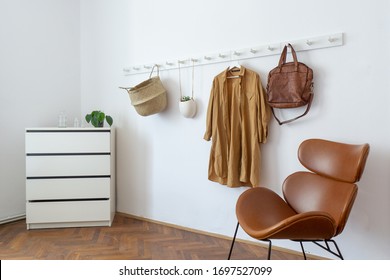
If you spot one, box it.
[73,117,79,127]
[58,111,67,127]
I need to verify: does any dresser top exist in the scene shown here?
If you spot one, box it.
[26,127,114,132]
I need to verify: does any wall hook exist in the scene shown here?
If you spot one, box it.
[306,40,313,46]
[219,53,226,58]
[250,48,258,54]
[204,55,212,60]
[233,51,241,56]
[328,36,335,43]
[267,46,274,51]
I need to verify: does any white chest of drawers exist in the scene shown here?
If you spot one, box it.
[25,127,115,229]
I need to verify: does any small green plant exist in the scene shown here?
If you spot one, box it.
[180,96,192,102]
[85,110,113,127]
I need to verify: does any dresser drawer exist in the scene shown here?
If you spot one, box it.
[26,177,110,200]
[26,131,110,153]
[26,200,111,224]
[26,155,110,177]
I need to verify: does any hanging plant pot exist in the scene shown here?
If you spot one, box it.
[178,59,197,119]
[179,98,197,118]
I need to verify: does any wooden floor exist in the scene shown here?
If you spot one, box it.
[0,214,308,260]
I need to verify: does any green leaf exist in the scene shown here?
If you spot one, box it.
[85,114,92,123]
[97,112,105,122]
[106,115,113,126]
[181,96,191,102]
[91,118,99,127]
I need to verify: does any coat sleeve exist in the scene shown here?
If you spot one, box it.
[203,79,217,141]
[256,75,271,143]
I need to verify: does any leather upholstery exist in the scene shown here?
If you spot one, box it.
[298,139,369,183]
[236,187,336,240]
[236,139,369,241]
[283,172,357,236]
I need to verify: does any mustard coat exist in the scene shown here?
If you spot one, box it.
[204,67,271,187]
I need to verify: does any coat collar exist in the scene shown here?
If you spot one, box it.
[223,66,246,79]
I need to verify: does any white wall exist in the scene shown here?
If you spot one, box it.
[0,0,80,221]
[80,0,390,259]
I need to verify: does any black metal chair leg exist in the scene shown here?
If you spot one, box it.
[266,239,272,260]
[228,222,240,260]
[326,240,344,260]
[299,241,307,260]
[267,240,272,260]
[297,239,344,260]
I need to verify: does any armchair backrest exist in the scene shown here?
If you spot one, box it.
[298,139,369,183]
[283,139,370,236]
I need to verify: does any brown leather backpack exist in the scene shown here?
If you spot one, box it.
[266,44,314,125]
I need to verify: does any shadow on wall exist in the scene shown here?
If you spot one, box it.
[347,144,389,233]
[115,114,153,217]
[259,118,283,192]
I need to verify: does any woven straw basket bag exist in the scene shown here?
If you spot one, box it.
[121,65,167,116]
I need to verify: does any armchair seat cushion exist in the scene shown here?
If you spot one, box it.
[236,187,337,240]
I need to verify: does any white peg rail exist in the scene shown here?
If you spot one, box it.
[123,32,343,75]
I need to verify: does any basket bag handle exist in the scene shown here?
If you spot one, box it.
[149,64,159,78]
[119,64,160,92]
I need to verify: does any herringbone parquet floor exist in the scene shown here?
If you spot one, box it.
[0,214,308,260]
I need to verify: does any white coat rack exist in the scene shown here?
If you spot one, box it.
[123,32,343,75]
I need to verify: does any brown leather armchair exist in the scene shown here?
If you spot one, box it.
[228,138,370,260]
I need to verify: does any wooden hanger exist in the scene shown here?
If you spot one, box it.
[227,64,241,79]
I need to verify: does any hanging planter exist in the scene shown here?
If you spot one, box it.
[179,96,197,118]
[178,59,197,118]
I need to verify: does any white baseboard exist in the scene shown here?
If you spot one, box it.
[0,213,26,224]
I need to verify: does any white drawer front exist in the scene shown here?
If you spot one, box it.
[26,200,110,223]
[26,131,110,153]
[26,178,110,200]
[26,155,110,177]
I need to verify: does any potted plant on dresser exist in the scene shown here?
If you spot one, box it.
[85,110,113,127]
